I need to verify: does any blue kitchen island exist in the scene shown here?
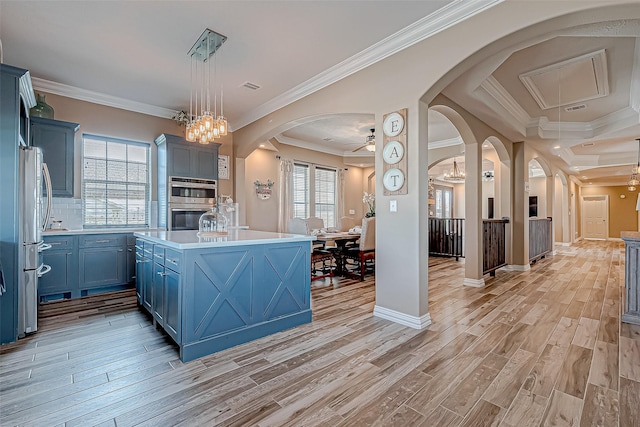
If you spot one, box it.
[133,229,314,362]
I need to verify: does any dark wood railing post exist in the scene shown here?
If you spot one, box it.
[428,218,464,260]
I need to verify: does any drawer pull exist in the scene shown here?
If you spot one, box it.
[154,254,163,259]
[128,248,133,252]
[95,239,111,243]
[166,259,178,265]
[157,272,167,277]
[50,242,62,246]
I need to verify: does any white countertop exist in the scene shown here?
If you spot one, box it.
[42,228,164,236]
[134,229,315,250]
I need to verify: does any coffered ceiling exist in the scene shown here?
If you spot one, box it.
[443,21,640,186]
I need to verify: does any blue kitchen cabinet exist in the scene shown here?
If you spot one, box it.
[141,240,154,312]
[135,240,181,343]
[40,236,79,301]
[164,268,180,342]
[78,234,127,291]
[30,117,79,198]
[155,134,220,180]
[135,244,144,304]
[152,245,165,325]
[126,235,136,283]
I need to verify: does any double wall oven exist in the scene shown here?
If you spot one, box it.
[167,176,217,231]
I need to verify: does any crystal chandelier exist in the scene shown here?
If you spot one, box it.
[443,158,465,182]
[185,29,228,145]
[628,138,640,191]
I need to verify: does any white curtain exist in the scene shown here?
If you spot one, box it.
[337,168,346,219]
[278,158,294,233]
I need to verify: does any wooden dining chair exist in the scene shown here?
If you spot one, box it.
[343,217,375,281]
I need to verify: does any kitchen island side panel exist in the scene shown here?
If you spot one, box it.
[180,241,311,362]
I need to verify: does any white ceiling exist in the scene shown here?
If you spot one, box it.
[1,2,639,186]
[0,0,452,128]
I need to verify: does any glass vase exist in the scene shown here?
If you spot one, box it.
[29,93,55,119]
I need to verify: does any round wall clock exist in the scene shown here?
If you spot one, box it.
[383,112,404,137]
[382,141,404,165]
[383,168,405,192]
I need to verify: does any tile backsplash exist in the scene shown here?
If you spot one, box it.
[48,198,158,230]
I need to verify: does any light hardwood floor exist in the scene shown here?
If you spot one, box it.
[1,240,638,426]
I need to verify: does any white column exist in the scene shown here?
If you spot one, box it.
[463,141,484,287]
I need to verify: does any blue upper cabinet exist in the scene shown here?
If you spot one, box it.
[30,117,79,198]
[155,134,220,180]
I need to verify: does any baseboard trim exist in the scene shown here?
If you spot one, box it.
[555,242,571,247]
[607,237,623,242]
[373,305,432,330]
[504,264,531,272]
[463,277,485,288]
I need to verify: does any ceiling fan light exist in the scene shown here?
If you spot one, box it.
[365,144,375,152]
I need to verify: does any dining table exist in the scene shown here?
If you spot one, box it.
[315,231,360,275]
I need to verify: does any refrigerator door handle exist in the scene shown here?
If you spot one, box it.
[42,162,53,232]
[37,263,52,278]
[38,242,52,252]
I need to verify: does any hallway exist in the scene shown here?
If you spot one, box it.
[0,240,637,426]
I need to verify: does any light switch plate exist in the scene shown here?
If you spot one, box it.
[390,200,397,212]
[349,209,355,215]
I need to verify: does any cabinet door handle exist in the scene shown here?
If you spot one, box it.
[117,249,124,252]
[95,239,111,243]
[128,248,133,252]
[157,272,167,277]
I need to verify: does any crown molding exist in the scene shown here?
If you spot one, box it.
[274,134,349,157]
[233,0,504,130]
[428,136,464,149]
[31,77,177,119]
[479,75,530,130]
[629,38,640,112]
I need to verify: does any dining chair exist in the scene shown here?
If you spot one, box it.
[287,218,309,235]
[338,216,358,232]
[343,217,375,281]
[306,216,325,232]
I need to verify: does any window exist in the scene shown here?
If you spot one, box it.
[293,164,309,219]
[434,185,453,218]
[82,135,150,228]
[292,163,337,228]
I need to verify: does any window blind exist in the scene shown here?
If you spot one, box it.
[293,163,309,219]
[314,167,337,228]
[82,135,150,228]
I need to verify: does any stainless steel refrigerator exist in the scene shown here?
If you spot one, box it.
[18,146,53,336]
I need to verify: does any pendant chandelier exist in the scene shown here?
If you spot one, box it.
[185,29,228,145]
[628,138,640,191]
[443,158,466,182]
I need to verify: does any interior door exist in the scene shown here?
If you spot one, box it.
[582,196,608,240]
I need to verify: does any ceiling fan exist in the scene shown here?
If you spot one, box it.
[352,128,376,152]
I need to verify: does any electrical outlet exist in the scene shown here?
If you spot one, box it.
[390,200,397,212]
[349,209,355,215]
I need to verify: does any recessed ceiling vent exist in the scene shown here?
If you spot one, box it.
[242,81,261,90]
[565,104,587,112]
[322,137,333,142]
[519,49,609,110]
[582,142,595,147]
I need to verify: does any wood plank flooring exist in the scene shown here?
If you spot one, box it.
[1,240,637,426]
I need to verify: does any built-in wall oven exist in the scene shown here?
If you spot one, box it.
[167,176,217,231]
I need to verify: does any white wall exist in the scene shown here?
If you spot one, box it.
[244,145,367,232]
